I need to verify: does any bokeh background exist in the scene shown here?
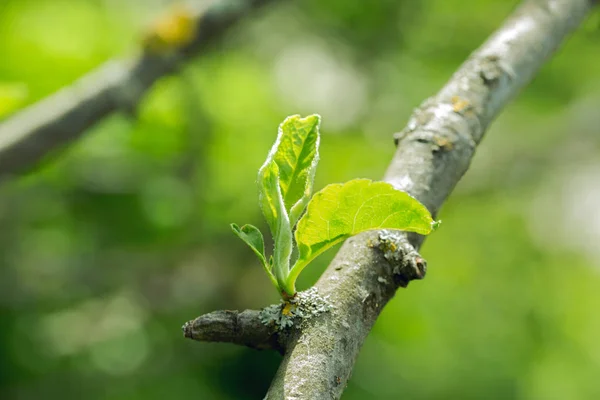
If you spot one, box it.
[1,0,600,398]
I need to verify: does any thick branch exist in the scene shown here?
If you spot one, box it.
[0,0,277,178]
[266,0,595,399]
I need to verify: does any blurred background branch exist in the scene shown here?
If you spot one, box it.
[0,0,278,179]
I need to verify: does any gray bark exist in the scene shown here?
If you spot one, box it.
[184,0,596,399]
[0,0,279,179]
[183,309,285,353]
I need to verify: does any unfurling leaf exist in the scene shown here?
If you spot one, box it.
[257,161,285,236]
[285,179,435,292]
[257,115,320,293]
[257,161,293,290]
[260,114,320,226]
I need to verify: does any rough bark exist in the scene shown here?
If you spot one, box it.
[184,0,596,399]
[183,310,285,353]
[0,0,278,178]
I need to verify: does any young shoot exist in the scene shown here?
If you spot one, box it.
[232,115,438,300]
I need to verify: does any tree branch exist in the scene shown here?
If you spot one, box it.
[184,0,595,398]
[183,309,285,353]
[0,0,278,178]
[268,1,595,398]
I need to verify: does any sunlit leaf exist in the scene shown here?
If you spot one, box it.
[260,114,320,226]
[293,179,435,272]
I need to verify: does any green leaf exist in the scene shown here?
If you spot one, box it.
[231,223,267,264]
[256,115,320,296]
[231,223,278,288]
[257,161,283,236]
[260,114,321,226]
[285,179,436,292]
[257,161,293,291]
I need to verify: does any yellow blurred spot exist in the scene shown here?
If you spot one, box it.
[142,5,197,54]
[434,136,454,151]
[0,83,28,118]
[451,95,470,113]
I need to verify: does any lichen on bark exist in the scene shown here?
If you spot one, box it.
[260,287,333,329]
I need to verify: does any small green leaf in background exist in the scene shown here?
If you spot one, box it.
[0,82,28,119]
[286,179,435,291]
[261,114,321,226]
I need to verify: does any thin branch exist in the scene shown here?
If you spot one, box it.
[185,0,595,398]
[0,0,278,178]
[183,309,284,353]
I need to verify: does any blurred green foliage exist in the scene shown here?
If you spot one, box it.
[1,0,600,399]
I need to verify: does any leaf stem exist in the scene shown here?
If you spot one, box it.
[285,237,347,296]
[264,264,280,291]
[273,260,290,296]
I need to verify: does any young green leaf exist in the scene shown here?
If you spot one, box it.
[230,223,267,265]
[284,179,435,293]
[259,114,321,226]
[258,161,283,236]
[230,223,278,288]
[257,161,293,291]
